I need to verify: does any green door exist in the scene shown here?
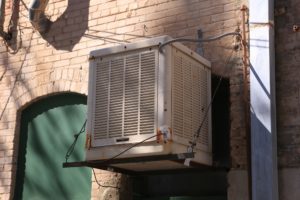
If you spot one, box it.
[14,93,91,200]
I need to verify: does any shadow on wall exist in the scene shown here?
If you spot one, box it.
[4,0,21,53]
[37,0,90,51]
[2,0,90,52]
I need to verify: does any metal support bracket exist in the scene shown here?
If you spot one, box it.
[196,29,204,56]
[63,153,196,175]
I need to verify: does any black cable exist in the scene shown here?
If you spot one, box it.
[64,117,159,189]
[64,119,123,189]
[100,133,160,166]
[20,0,29,10]
[91,133,160,189]
[65,119,87,163]
[196,74,224,139]
[189,76,223,152]
[92,168,120,189]
[189,49,236,152]
[0,29,33,120]
[83,33,129,44]
[64,119,158,189]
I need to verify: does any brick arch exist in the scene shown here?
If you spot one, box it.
[14,68,88,112]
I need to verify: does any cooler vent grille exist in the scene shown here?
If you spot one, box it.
[93,50,157,141]
[172,49,209,146]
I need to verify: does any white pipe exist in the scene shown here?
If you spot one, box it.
[28,0,50,33]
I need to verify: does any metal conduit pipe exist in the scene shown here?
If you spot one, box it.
[28,0,50,33]
[158,32,242,52]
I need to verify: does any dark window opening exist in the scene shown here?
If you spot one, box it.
[131,75,230,200]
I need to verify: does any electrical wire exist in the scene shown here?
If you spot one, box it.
[159,32,241,52]
[188,76,222,152]
[188,48,237,153]
[101,133,161,165]
[65,122,159,164]
[64,120,159,189]
[83,33,130,44]
[92,168,120,189]
[64,120,121,189]
[20,0,29,10]
[65,119,87,163]
[64,119,121,189]
[91,133,160,189]
[0,29,33,120]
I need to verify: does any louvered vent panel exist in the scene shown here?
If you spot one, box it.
[108,59,124,138]
[172,49,209,146]
[92,49,157,142]
[198,68,208,145]
[182,58,193,139]
[192,64,201,141]
[173,55,184,136]
[140,52,156,135]
[124,55,139,136]
[94,60,110,139]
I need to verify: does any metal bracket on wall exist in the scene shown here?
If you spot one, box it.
[196,29,204,56]
[63,153,197,175]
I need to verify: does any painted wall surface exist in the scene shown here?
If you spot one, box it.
[0,0,248,199]
[14,93,91,200]
[249,0,278,199]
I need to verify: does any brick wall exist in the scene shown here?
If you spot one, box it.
[0,0,248,199]
[275,0,300,199]
[275,0,300,168]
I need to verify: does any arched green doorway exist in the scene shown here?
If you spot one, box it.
[14,93,91,200]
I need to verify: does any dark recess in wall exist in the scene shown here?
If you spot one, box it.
[131,75,230,200]
[212,75,230,168]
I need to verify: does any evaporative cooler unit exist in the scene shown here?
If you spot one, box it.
[86,36,212,172]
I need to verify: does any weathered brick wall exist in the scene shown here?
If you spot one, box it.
[0,0,248,199]
[275,0,300,168]
[275,0,300,199]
